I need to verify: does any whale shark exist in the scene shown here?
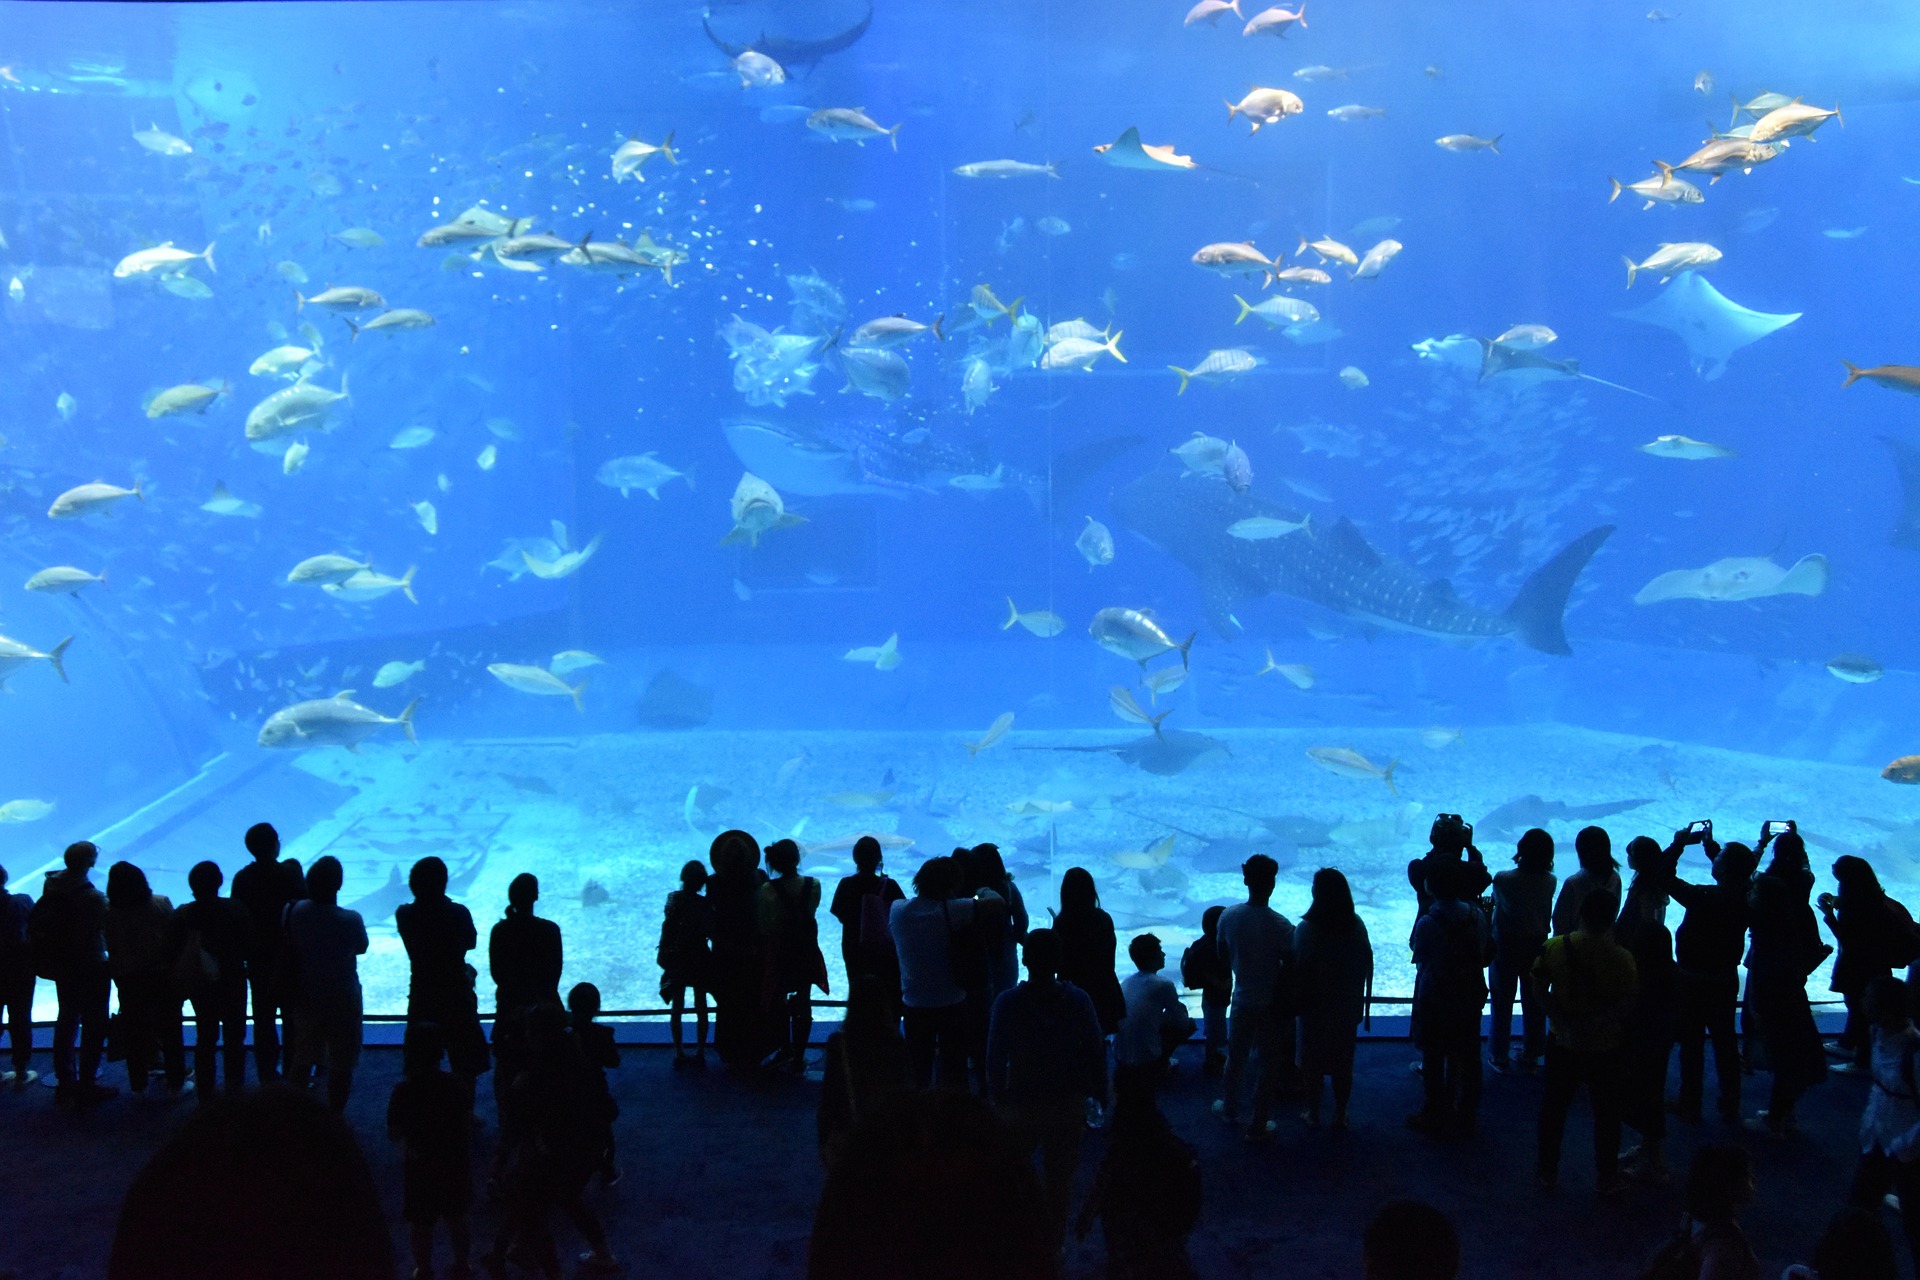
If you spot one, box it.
[1111,466,1614,652]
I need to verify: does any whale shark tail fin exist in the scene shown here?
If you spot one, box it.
[1504,525,1615,655]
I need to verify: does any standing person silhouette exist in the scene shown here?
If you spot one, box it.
[1488,829,1555,1074]
[1295,868,1373,1129]
[1212,854,1294,1142]
[398,857,490,1109]
[827,836,904,1005]
[37,841,114,1105]
[0,864,34,1088]
[284,856,369,1111]
[758,838,829,1072]
[230,822,305,1084]
[168,861,251,1100]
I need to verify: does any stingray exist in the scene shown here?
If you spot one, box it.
[1018,729,1231,776]
[1475,795,1655,842]
[1614,270,1801,380]
[1633,554,1828,604]
[700,1,871,70]
[1214,809,1337,847]
[1881,436,1920,550]
[1093,126,1198,171]
[1477,339,1658,400]
[639,669,713,729]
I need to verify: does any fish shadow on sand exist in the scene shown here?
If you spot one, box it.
[1474,795,1654,843]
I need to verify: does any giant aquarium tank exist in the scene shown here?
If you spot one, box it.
[0,0,1913,1020]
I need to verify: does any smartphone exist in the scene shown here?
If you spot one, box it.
[1686,820,1712,836]
[1763,820,1796,838]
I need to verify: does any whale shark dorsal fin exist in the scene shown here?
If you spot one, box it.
[1326,517,1381,568]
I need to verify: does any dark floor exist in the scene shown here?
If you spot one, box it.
[0,1034,1888,1279]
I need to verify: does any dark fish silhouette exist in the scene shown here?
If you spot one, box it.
[1018,729,1231,776]
[1474,795,1654,842]
[701,1,872,71]
[1112,465,1614,650]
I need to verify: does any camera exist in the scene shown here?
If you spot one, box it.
[1763,819,1797,839]
[1679,819,1713,846]
[1430,813,1474,848]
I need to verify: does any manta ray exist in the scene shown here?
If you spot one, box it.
[1113,466,1614,651]
[1614,270,1801,380]
[701,1,872,69]
[1633,553,1829,604]
[1017,729,1232,776]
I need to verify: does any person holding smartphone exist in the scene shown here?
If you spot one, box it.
[1665,825,1757,1124]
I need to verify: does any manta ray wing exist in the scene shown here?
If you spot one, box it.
[1614,271,1800,381]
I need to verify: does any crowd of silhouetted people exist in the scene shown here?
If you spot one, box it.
[4,814,1920,1277]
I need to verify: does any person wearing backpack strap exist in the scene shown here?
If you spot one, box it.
[167,861,251,1100]
[1534,889,1638,1193]
[36,841,114,1104]
[1822,857,1908,1073]
[1846,975,1920,1271]
[0,864,36,1088]
[828,836,904,1006]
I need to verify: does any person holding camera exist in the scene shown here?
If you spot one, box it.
[1665,824,1757,1125]
[1407,814,1489,924]
[1745,828,1830,1134]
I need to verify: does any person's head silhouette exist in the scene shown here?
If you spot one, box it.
[244,823,279,863]
[1022,927,1061,981]
[188,861,223,902]
[1241,854,1278,903]
[64,841,98,875]
[1515,828,1554,873]
[407,857,448,901]
[306,857,342,905]
[507,871,539,916]
[852,835,883,875]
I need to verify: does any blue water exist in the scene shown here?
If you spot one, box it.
[2,0,1919,1012]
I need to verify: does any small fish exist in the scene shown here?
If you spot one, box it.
[1109,685,1171,733]
[1307,746,1397,792]
[550,650,605,675]
[1823,227,1868,240]
[1624,241,1722,287]
[952,159,1060,179]
[1242,5,1307,37]
[1091,608,1193,668]
[160,275,213,300]
[283,440,310,475]
[56,392,76,421]
[806,107,901,150]
[1296,236,1359,267]
[476,444,498,471]
[1228,515,1310,540]
[1258,650,1315,688]
[966,712,1015,759]
[1420,727,1464,749]
[732,49,786,88]
[1226,88,1304,133]
[1184,0,1243,25]
[1352,238,1403,280]
[287,554,371,587]
[49,481,142,519]
[1694,70,1714,95]
[1827,654,1883,685]
[1494,324,1558,348]
[1841,363,1920,395]
[1143,666,1188,701]
[329,227,385,249]
[1338,366,1369,389]
[1169,348,1261,394]
[1435,133,1501,154]
[1234,294,1319,327]
[1749,100,1841,145]
[1004,598,1066,637]
[1640,434,1734,460]
[1327,104,1387,122]
[373,660,425,688]
[133,123,192,156]
[411,500,438,535]
[0,799,56,824]
[827,790,896,808]
[25,566,106,596]
[1608,170,1705,209]
[390,426,436,449]
[7,276,22,303]
[1036,216,1071,236]
[488,662,586,710]
[1192,242,1274,279]
[844,633,902,671]
[145,380,229,418]
[1077,517,1115,569]
[1271,266,1332,287]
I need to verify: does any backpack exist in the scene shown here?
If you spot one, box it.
[0,893,28,963]
[1884,899,1920,970]
[857,884,897,960]
[172,927,220,997]
[28,887,78,981]
[1640,1217,1702,1280]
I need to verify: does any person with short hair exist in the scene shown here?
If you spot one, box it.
[284,856,369,1111]
[1489,829,1556,1073]
[397,857,488,1105]
[0,863,36,1088]
[1533,890,1638,1193]
[167,860,251,1099]
[657,860,713,1067]
[987,927,1107,1249]
[1212,854,1295,1141]
[1408,860,1489,1138]
[1362,1199,1460,1280]
[1113,933,1197,1095]
[1552,826,1622,938]
[1180,906,1232,1077]
[828,836,905,1005]
[230,821,305,1083]
[38,841,113,1104]
[568,982,621,1187]
[387,1022,474,1280]
[1666,834,1755,1124]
